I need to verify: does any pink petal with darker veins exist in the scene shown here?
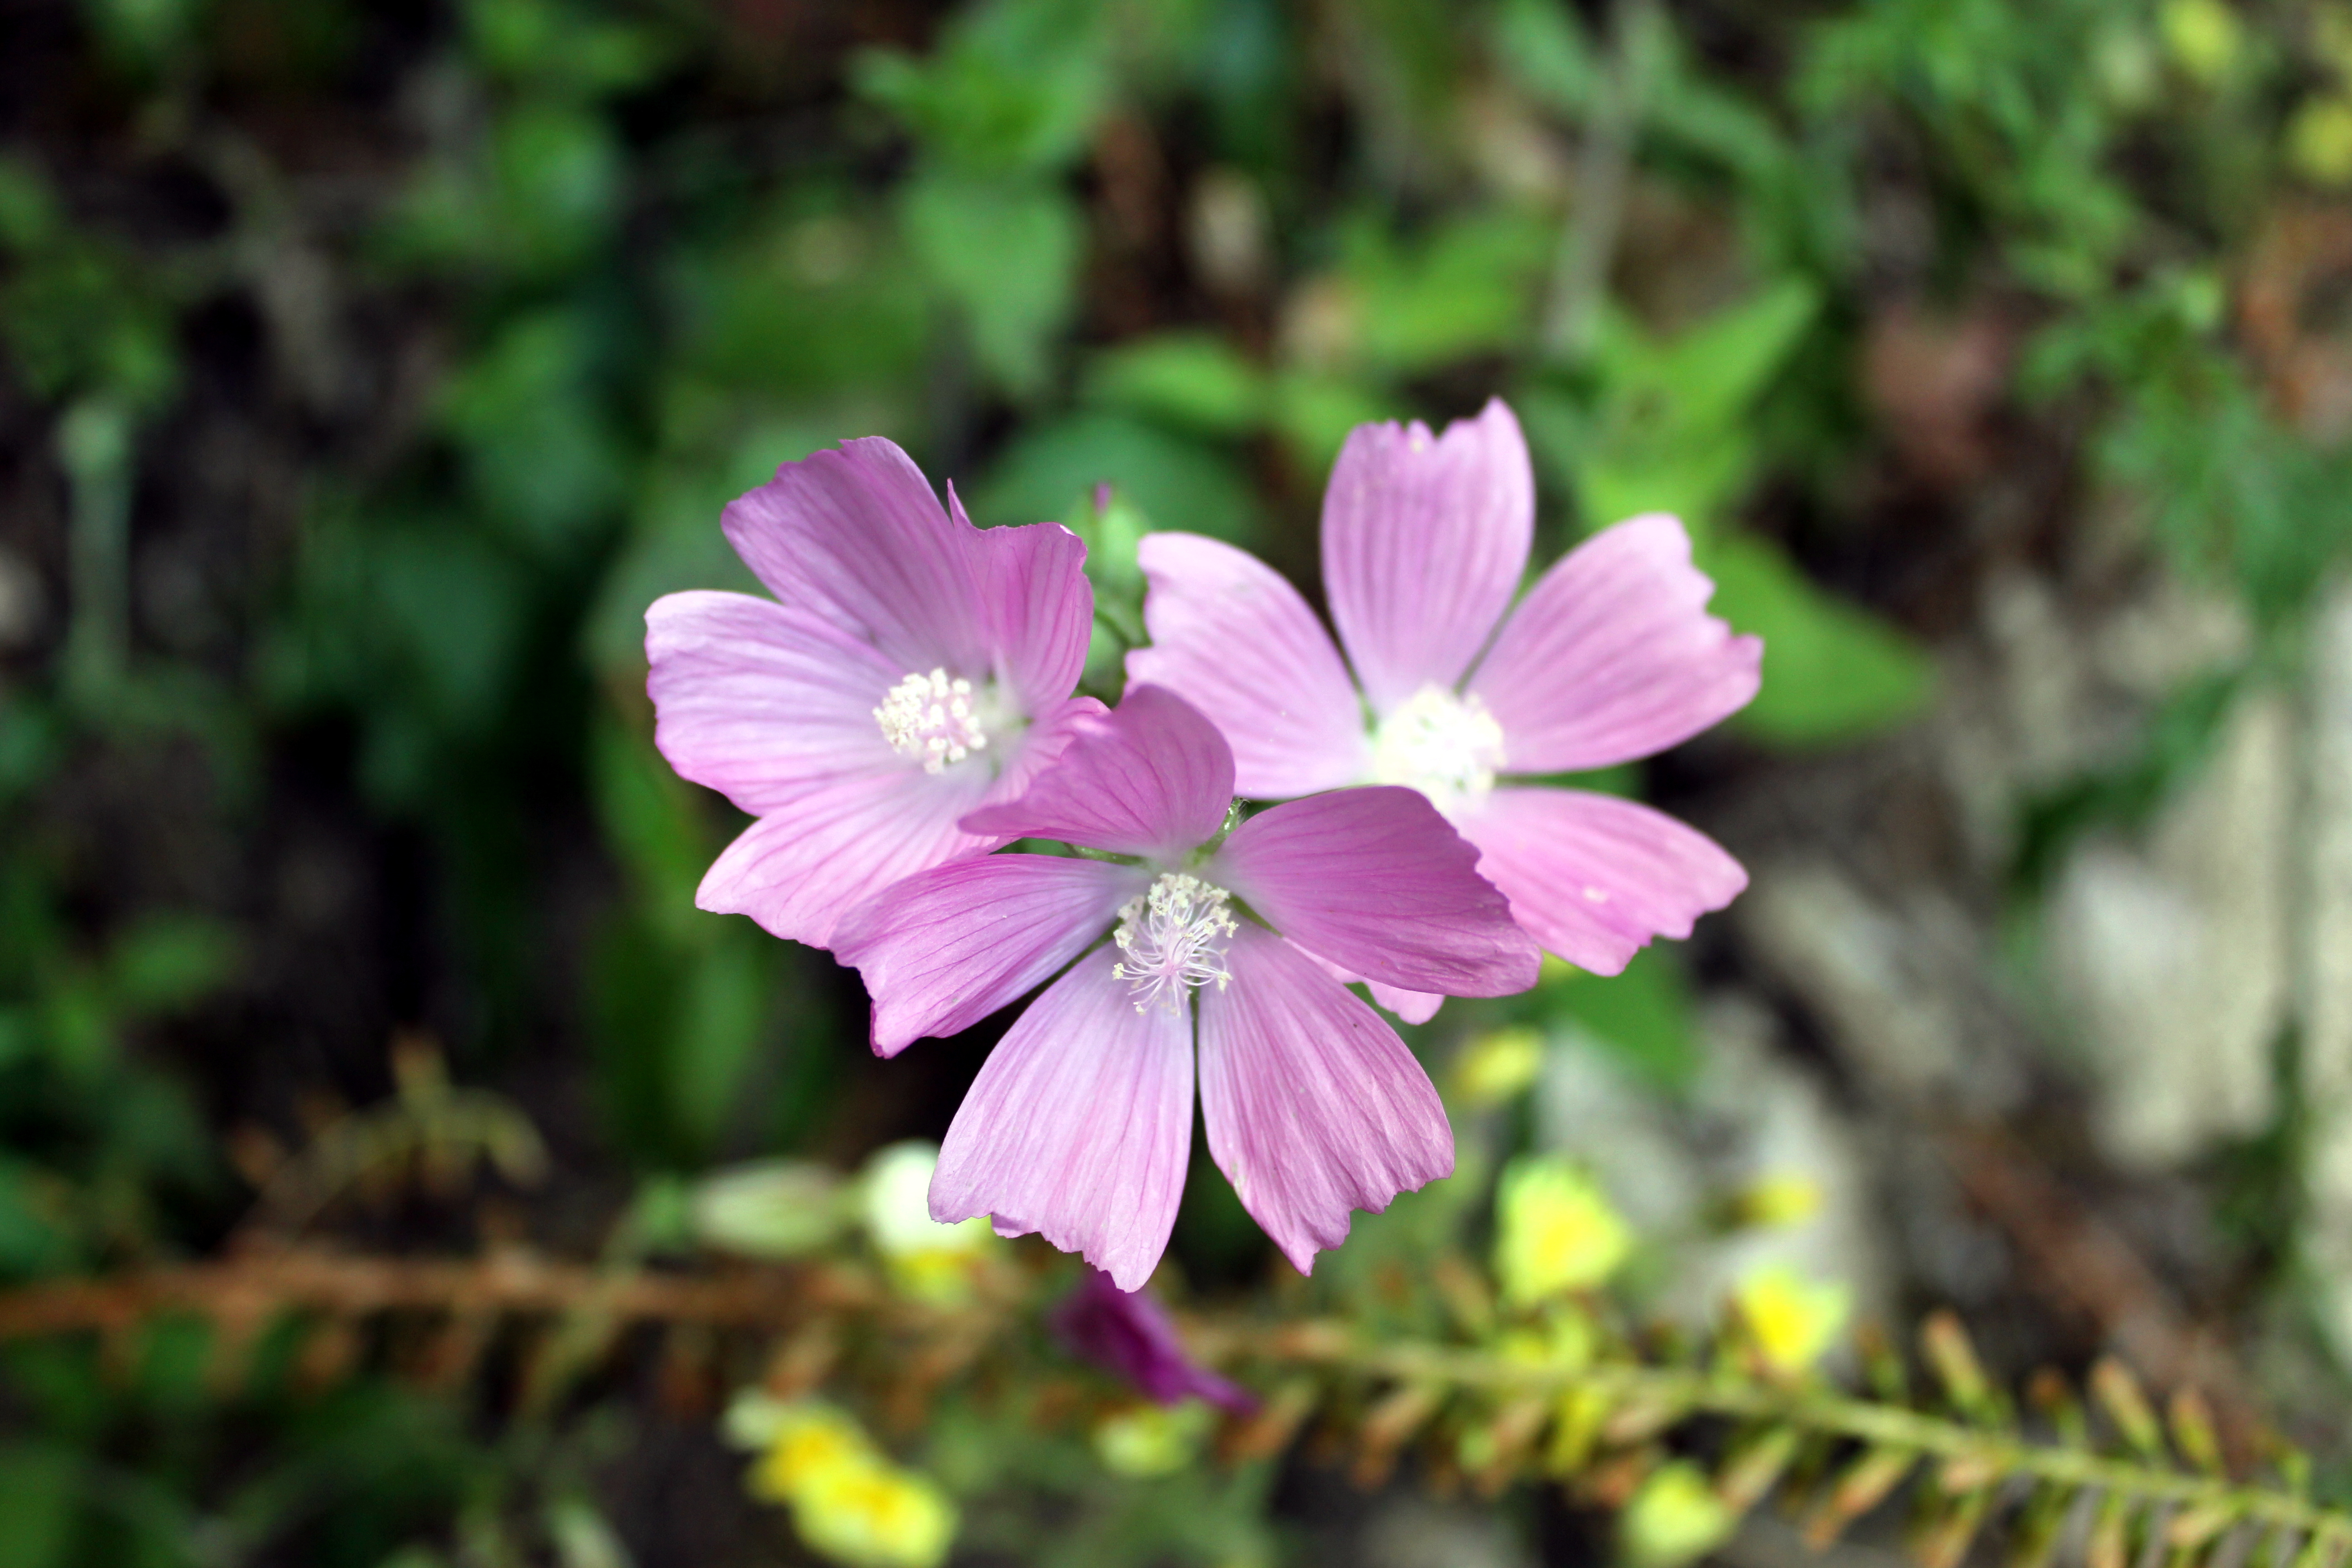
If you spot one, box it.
[1197,925,1453,1276]
[1208,787,1539,999]
[961,685,1234,862]
[963,500,1094,718]
[931,955,1196,1291]
[1127,533,1369,798]
[1323,399,1534,715]
[1457,786,1747,976]
[834,854,1151,1057]
[1367,984,1444,1024]
[1468,513,1760,773]
[646,589,902,815]
[721,436,991,675]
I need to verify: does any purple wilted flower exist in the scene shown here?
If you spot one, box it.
[1127,399,1759,1019]
[1054,1266,1254,1411]
[644,437,1102,949]
[833,685,1541,1289]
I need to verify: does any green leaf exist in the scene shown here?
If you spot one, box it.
[1493,0,1601,114]
[854,0,1111,174]
[1705,534,1933,746]
[104,915,237,1014]
[1546,945,1697,1090]
[902,171,1080,396]
[977,413,1259,545]
[1341,210,1555,377]
[1084,333,1267,436]
[0,1445,77,1568]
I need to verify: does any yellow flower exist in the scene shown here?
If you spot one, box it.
[1092,1401,1216,1477]
[1733,1172,1823,1230]
[1734,1264,1850,1378]
[1452,1027,1545,1107]
[860,1141,995,1303]
[745,1402,876,1505]
[2160,0,2242,84]
[2290,97,2352,186]
[1494,1158,1632,1306]
[1622,1461,1737,1568]
[794,1455,959,1568]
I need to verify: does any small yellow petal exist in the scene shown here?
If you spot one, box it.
[1734,1264,1851,1378]
[2160,0,2242,84]
[2289,97,2352,186]
[1494,1158,1633,1305]
[1452,1027,1544,1107]
[1622,1461,1738,1568]
[1092,1401,1216,1478]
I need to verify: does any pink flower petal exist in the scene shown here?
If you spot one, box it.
[1127,533,1368,797]
[1208,787,1539,998]
[961,685,1234,862]
[1367,983,1444,1024]
[1458,786,1748,975]
[834,854,1152,1057]
[1467,513,1761,772]
[1197,925,1453,1275]
[1053,1267,1255,1411]
[720,436,990,676]
[931,955,1196,1290]
[646,590,904,814]
[1323,399,1534,715]
[696,764,995,950]
[965,502,1094,719]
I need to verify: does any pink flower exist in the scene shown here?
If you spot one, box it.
[833,685,1541,1289]
[1127,399,1759,1019]
[644,437,1102,949]
[1053,1266,1254,1411]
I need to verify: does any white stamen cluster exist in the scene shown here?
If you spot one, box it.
[1111,873,1240,1014]
[875,668,990,773]
[1368,684,1508,816]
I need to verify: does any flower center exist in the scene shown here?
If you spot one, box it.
[1111,873,1239,1014]
[875,668,991,773]
[1367,684,1507,815]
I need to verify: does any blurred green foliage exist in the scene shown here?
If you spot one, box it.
[7,0,2352,1559]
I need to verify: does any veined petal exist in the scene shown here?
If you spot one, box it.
[721,436,989,675]
[1209,787,1539,998]
[965,502,1093,718]
[646,590,902,814]
[1459,786,1747,976]
[1127,534,1368,798]
[697,764,995,950]
[835,855,1151,1057]
[1323,400,1534,715]
[1198,926,1453,1275]
[1468,513,1761,772]
[931,955,1196,1290]
[961,685,1233,861]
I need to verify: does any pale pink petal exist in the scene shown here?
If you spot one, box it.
[931,955,1196,1290]
[1197,925,1453,1275]
[720,437,988,675]
[646,590,903,815]
[1323,399,1534,715]
[696,764,995,950]
[1127,534,1368,797]
[961,685,1233,861]
[965,504,1093,718]
[1458,786,1747,976]
[1367,984,1444,1024]
[834,855,1151,1057]
[1467,513,1761,772]
[1208,787,1539,998]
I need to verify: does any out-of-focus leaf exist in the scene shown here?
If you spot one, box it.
[855,0,1110,174]
[0,1445,76,1568]
[978,413,1258,544]
[0,1164,74,1279]
[439,309,626,555]
[1085,333,1267,435]
[1494,0,1600,115]
[1547,945,1697,1090]
[464,0,668,97]
[667,208,930,399]
[104,915,237,1014]
[1705,534,1933,745]
[1339,209,1554,377]
[688,1159,847,1258]
[1269,372,1400,475]
[902,171,1080,396]
[0,157,59,253]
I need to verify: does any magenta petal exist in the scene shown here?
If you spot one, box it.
[1367,984,1444,1024]
[1197,925,1453,1275]
[1468,513,1761,772]
[968,508,1093,718]
[1127,533,1369,798]
[835,855,1151,1057]
[1208,787,1539,998]
[696,764,994,950]
[1053,1267,1255,1411]
[961,685,1234,861]
[646,590,903,814]
[1322,399,1534,715]
[1459,786,1747,975]
[720,437,988,675]
[931,956,1196,1290]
